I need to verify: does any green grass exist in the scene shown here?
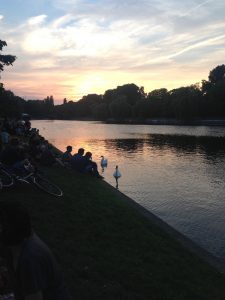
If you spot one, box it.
[2,166,225,300]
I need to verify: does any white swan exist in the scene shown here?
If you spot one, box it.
[113,165,121,189]
[100,156,108,168]
[113,165,121,179]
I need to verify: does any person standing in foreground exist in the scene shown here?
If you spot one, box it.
[0,201,71,300]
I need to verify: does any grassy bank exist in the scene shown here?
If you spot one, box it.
[2,166,225,299]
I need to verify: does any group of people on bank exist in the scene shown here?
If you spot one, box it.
[62,146,103,179]
[0,117,73,299]
[0,119,61,176]
[0,116,106,300]
[0,116,102,179]
[0,117,32,144]
[0,115,113,299]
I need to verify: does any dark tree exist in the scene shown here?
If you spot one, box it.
[0,40,18,117]
[148,88,168,100]
[0,40,16,72]
[201,65,225,118]
[201,80,212,94]
[115,84,145,106]
[208,64,225,84]
[92,103,109,120]
[169,85,202,120]
[109,96,132,119]
[0,89,25,117]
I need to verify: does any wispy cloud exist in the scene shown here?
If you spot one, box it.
[27,15,47,26]
[180,0,213,16]
[169,34,225,58]
[1,0,225,101]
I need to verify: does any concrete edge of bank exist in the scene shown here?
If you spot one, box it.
[100,179,225,274]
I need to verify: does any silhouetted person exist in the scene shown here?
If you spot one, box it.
[39,144,57,166]
[82,152,103,178]
[71,148,85,172]
[0,138,27,174]
[0,201,71,300]
[24,120,31,135]
[61,146,73,164]
[2,117,11,133]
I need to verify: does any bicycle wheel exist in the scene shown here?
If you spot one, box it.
[0,168,14,188]
[33,174,63,197]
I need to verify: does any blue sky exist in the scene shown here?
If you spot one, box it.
[1,0,225,103]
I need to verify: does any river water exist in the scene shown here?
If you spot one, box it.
[33,120,225,260]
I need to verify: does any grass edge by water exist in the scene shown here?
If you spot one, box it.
[1,165,225,299]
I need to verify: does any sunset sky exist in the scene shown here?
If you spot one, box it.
[1,0,225,103]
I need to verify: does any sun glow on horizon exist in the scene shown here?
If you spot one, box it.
[76,74,109,97]
[3,68,208,104]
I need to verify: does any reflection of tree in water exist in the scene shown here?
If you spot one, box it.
[147,134,198,154]
[147,134,225,160]
[91,135,225,161]
[104,139,144,153]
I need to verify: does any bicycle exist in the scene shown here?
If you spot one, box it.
[0,162,63,197]
[0,164,14,189]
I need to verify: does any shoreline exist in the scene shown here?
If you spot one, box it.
[2,129,225,298]
[100,179,225,274]
[50,139,225,274]
[50,141,225,273]
[106,119,225,126]
[2,161,225,298]
[32,117,225,126]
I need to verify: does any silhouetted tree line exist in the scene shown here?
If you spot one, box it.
[0,92,55,118]
[54,65,225,121]
[0,39,225,121]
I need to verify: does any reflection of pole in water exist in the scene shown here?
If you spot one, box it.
[113,165,121,189]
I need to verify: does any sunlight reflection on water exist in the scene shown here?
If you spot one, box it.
[33,120,225,259]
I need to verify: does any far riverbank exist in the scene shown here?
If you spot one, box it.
[106,118,225,126]
[32,117,225,126]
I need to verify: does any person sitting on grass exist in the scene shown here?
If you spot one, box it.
[0,138,28,175]
[82,152,103,179]
[24,119,31,135]
[61,146,73,164]
[28,135,42,161]
[39,143,64,167]
[0,201,71,300]
[0,127,10,147]
[71,148,85,172]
